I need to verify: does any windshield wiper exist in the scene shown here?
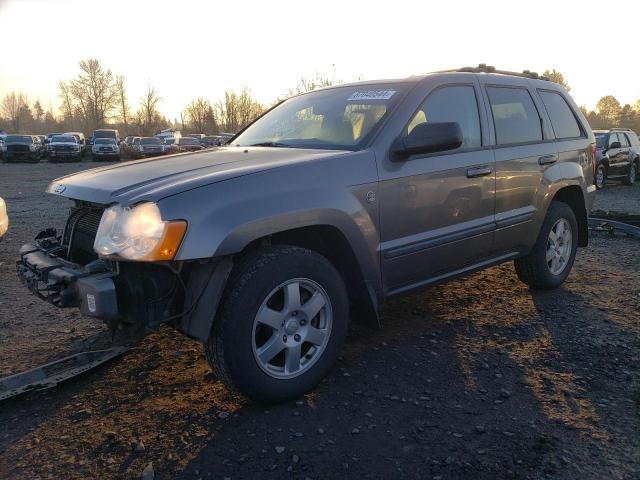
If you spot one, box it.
[249,142,290,148]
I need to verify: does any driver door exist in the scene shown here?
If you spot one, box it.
[378,81,496,292]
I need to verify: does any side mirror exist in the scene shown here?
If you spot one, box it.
[391,122,463,161]
[609,141,621,149]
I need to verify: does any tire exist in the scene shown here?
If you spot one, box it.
[205,246,349,403]
[514,201,578,290]
[595,163,606,190]
[623,161,637,185]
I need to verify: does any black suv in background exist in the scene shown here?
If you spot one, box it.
[1,135,42,163]
[594,128,639,189]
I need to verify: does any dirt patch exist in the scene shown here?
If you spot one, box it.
[0,162,639,479]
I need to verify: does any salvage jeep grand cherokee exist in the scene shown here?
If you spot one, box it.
[17,66,596,403]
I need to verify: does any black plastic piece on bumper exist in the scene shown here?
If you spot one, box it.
[16,242,117,316]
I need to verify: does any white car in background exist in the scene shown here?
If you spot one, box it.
[91,138,120,162]
[0,197,8,240]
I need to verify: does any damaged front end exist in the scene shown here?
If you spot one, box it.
[16,203,186,337]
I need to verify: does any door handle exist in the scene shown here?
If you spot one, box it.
[538,154,558,165]
[466,166,493,178]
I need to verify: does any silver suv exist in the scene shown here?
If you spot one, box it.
[17,65,596,402]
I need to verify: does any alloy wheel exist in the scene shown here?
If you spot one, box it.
[252,278,332,379]
[546,218,573,275]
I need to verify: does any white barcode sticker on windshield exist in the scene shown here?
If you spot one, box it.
[347,90,396,101]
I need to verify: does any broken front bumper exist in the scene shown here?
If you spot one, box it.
[16,240,118,320]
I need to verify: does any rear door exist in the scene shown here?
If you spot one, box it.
[607,133,624,175]
[477,76,557,255]
[619,132,632,173]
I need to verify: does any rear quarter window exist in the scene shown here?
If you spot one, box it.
[486,86,543,145]
[538,90,583,139]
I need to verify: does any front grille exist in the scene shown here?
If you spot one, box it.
[63,207,104,264]
[7,144,29,152]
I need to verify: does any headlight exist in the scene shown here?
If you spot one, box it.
[94,203,186,261]
[0,197,8,238]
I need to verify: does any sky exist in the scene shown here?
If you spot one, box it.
[1,0,639,121]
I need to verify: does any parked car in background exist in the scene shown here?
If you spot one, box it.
[48,134,82,162]
[133,136,165,158]
[219,133,235,144]
[186,133,206,141]
[17,67,596,403]
[123,136,140,157]
[201,135,223,147]
[156,128,181,148]
[0,197,8,240]
[170,136,204,153]
[64,132,87,157]
[91,129,120,147]
[91,137,120,161]
[1,135,41,163]
[593,128,639,189]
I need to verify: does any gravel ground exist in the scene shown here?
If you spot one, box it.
[0,161,638,479]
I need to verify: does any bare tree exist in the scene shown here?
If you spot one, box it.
[216,87,263,133]
[136,83,164,135]
[184,97,217,133]
[59,59,118,131]
[114,75,131,128]
[1,91,32,132]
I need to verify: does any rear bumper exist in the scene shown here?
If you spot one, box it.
[16,242,118,320]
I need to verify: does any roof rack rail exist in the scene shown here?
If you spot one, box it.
[610,127,632,132]
[435,64,550,81]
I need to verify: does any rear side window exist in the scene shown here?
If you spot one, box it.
[486,87,542,145]
[619,133,630,147]
[538,91,582,139]
[406,85,482,149]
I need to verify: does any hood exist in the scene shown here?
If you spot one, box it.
[48,146,348,205]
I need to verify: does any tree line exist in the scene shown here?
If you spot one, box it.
[0,59,279,136]
[7,63,633,137]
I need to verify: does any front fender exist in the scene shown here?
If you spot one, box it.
[158,152,381,293]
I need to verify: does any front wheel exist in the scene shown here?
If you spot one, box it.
[514,201,578,290]
[205,246,349,403]
[595,164,606,190]
[623,161,637,185]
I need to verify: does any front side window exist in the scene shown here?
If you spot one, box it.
[232,84,407,150]
[538,90,582,139]
[405,85,482,149]
[608,133,620,147]
[487,86,543,145]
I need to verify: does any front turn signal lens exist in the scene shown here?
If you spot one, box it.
[143,220,187,261]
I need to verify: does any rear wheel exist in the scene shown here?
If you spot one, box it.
[623,161,637,185]
[205,246,349,403]
[514,201,578,290]
[595,164,606,189]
